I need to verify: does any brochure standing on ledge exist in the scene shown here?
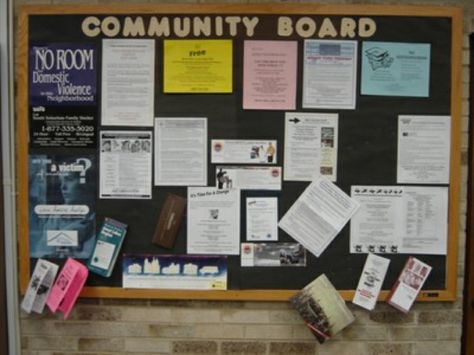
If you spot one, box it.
[88,218,128,277]
[290,274,355,343]
[387,256,432,313]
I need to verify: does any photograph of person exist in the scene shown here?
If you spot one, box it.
[29,155,96,259]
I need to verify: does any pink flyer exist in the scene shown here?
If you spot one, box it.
[243,40,297,110]
[46,258,88,319]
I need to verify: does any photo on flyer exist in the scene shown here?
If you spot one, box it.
[29,154,96,259]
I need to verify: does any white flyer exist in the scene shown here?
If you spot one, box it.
[284,112,338,181]
[155,117,207,186]
[397,115,451,184]
[211,139,277,164]
[216,166,281,191]
[302,40,357,109]
[99,131,152,199]
[402,186,448,255]
[353,254,390,311]
[246,197,278,241]
[278,176,360,257]
[101,39,155,126]
[21,259,59,314]
[350,185,448,255]
[350,186,405,254]
[187,187,240,255]
[388,257,432,313]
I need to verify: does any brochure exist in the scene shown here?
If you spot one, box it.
[290,274,355,343]
[352,254,390,310]
[88,218,127,277]
[21,259,59,314]
[46,258,89,319]
[387,257,432,313]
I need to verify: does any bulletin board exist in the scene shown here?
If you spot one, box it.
[17,4,463,301]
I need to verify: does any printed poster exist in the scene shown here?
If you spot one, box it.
[279,176,359,258]
[29,43,97,106]
[29,154,96,259]
[216,166,282,191]
[101,39,155,126]
[99,131,153,199]
[155,117,207,186]
[211,139,277,164]
[123,254,227,290]
[350,185,448,255]
[397,115,451,184]
[187,187,240,255]
[243,40,297,110]
[361,42,431,97]
[284,112,338,182]
[302,40,357,109]
[29,43,98,148]
[246,197,278,241]
[241,243,306,267]
[164,39,232,93]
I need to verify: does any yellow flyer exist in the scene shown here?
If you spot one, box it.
[164,39,233,93]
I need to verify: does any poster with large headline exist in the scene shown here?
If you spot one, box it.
[29,154,96,259]
[29,43,97,106]
[29,43,98,148]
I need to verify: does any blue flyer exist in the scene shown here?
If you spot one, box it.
[361,41,431,97]
[29,43,97,106]
[29,154,96,259]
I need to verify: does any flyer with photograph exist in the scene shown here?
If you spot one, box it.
[215,166,282,191]
[29,154,96,259]
[350,185,448,255]
[246,197,278,241]
[302,40,357,109]
[164,39,232,93]
[290,274,355,343]
[397,115,451,184]
[155,117,207,186]
[99,131,152,199]
[29,43,97,106]
[101,39,155,126]
[211,139,277,164]
[387,257,432,313]
[361,41,431,97]
[243,40,297,110]
[284,112,338,182]
[279,176,359,257]
[123,254,227,290]
[352,254,390,311]
[241,243,306,267]
[187,187,240,255]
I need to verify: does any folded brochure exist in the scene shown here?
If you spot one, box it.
[290,274,354,343]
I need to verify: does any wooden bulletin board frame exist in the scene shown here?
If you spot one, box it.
[17,4,462,301]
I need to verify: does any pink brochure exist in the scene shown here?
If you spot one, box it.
[243,40,297,110]
[46,258,88,319]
